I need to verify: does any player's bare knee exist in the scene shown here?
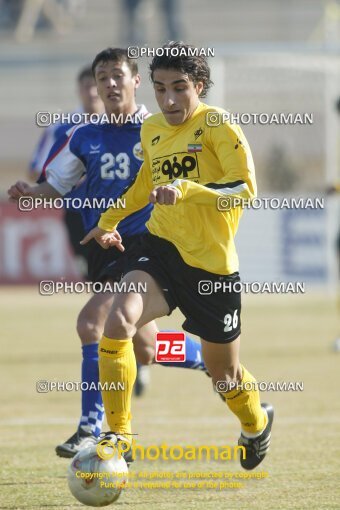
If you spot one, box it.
[105,308,136,339]
[77,312,102,345]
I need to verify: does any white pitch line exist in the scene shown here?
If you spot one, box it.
[140,416,340,426]
[0,415,340,427]
[0,417,76,426]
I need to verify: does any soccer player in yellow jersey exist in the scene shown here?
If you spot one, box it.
[82,42,274,470]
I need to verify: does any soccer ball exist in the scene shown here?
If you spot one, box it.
[67,443,128,507]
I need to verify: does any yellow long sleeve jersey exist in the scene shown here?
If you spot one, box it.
[99,102,257,275]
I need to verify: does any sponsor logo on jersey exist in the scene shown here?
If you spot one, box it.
[152,152,200,184]
[234,138,243,149]
[152,135,160,145]
[194,127,204,140]
[90,144,101,154]
[133,142,144,161]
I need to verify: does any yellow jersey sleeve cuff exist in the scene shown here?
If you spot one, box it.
[170,180,184,200]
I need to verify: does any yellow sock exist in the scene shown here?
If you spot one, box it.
[224,365,268,434]
[99,336,137,436]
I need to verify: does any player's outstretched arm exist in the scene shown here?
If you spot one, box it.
[168,121,257,208]
[98,161,153,232]
[80,227,124,251]
[85,184,179,250]
[7,180,62,201]
[171,178,254,206]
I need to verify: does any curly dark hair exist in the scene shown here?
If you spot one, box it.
[149,41,213,98]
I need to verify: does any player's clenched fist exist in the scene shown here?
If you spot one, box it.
[149,185,179,205]
[8,181,32,200]
[80,226,125,251]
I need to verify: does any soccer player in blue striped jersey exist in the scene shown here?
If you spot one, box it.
[29,66,104,276]
[8,48,206,458]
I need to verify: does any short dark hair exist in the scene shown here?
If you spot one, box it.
[91,48,138,77]
[149,41,213,98]
[77,65,94,83]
